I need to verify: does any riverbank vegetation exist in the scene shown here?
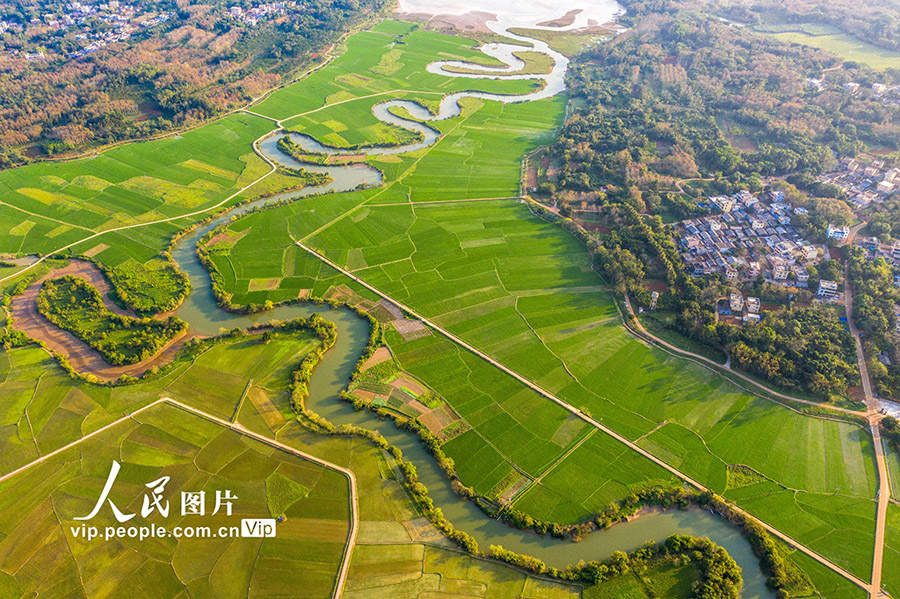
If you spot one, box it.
[209,177,880,582]
[0,14,881,596]
[0,284,857,598]
[277,135,330,165]
[96,257,191,316]
[36,275,186,365]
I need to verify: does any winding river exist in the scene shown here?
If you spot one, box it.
[169,196,775,599]
[9,3,779,595]
[159,7,779,595]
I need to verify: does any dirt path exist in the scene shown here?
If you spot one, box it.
[9,261,196,381]
[296,241,870,593]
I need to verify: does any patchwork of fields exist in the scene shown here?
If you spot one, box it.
[0,14,892,598]
[213,191,881,580]
[0,114,272,270]
[0,330,320,475]
[256,20,538,122]
[0,400,350,599]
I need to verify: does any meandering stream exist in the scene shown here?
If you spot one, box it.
[6,3,778,595]
[162,5,778,595]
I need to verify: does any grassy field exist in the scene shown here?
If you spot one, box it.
[0,329,321,476]
[0,328,737,599]
[881,504,900,598]
[37,276,186,365]
[584,561,694,599]
[257,21,539,122]
[0,400,351,599]
[0,112,273,313]
[0,13,883,592]
[217,193,881,580]
[757,28,900,70]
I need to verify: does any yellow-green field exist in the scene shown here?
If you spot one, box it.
[760,30,900,70]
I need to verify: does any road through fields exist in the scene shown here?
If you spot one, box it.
[296,240,872,594]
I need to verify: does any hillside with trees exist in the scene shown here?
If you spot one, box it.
[0,0,389,165]
[545,12,899,201]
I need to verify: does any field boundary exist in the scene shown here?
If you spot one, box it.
[294,240,872,593]
[0,396,360,599]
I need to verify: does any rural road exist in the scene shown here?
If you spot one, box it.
[0,54,882,593]
[0,397,359,599]
[621,295,868,417]
[296,241,871,592]
[843,253,891,599]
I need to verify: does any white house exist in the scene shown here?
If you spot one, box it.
[826,224,850,241]
[791,265,809,285]
[817,280,839,298]
[746,297,761,314]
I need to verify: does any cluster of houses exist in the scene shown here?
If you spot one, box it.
[818,157,900,208]
[807,78,900,109]
[852,235,900,279]
[720,294,762,323]
[3,1,173,62]
[228,2,294,26]
[677,191,821,285]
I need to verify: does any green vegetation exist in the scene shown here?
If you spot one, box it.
[265,471,310,517]
[214,188,879,580]
[0,112,275,316]
[0,13,886,595]
[594,203,858,397]
[760,31,900,70]
[36,276,186,366]
[0,320,323,473]
[0,0,392,159]
[346,544,580,599]
[845,246,900,398]
[100,257,191,315]
[882,503,900,598]
[258,22,539,122]
[0,400,351,599]
[277,135,329,164]
[542,3,899,207]
[574,534,742,599]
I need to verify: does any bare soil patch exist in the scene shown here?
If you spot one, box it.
[83,243,109,257]
[537,9,582,27]
[389,373,427,396]
[392,319,430,341]
[361,346,393,371]
[9,260,197,381]
[399,10,498,34]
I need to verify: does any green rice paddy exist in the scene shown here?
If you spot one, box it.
[0,16,884,593]
[0,400,351,599]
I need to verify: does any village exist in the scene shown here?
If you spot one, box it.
[817,155,900,209]
[2,1,296,63]
[675,190,848,322]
